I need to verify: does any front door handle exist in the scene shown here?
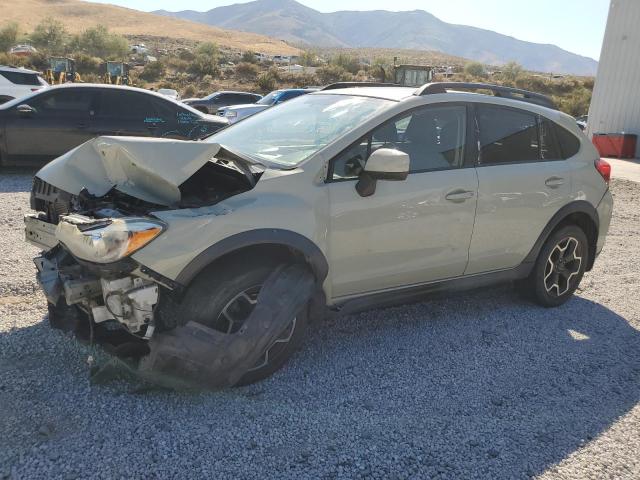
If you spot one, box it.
[445,189,475,203]
[545,176,565,188]
[77,123,88,129]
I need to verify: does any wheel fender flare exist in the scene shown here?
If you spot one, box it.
[523,200,599,265]
[175,229,329,287]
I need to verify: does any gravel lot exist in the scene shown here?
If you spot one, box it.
[1,172,639,480]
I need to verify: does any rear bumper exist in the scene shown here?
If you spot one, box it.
[596,189,613,256]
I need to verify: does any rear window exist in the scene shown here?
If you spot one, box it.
[0,71,40,86]
[98,90,158,118]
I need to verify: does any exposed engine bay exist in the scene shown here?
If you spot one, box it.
[25,140,264,351]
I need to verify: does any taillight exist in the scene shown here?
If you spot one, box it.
[595,158,611,185]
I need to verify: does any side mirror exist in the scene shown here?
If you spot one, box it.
[16,104,36,116]
[356,148,410,197]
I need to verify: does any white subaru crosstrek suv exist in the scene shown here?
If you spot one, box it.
[0,65,48,104]
[25,82,613,388]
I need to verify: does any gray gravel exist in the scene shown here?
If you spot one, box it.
[1,172,639,480]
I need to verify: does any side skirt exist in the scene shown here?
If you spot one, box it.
[331,262,534,316]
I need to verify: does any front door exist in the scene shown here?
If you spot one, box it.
[5,88,97,163]
[327,103,478,298]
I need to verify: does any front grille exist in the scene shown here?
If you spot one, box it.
[31,177,71,223]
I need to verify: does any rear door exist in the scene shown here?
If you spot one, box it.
[466,104,572,274]
[93,89,163,138]
[4,88,98,163]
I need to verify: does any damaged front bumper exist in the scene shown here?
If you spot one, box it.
[34,247,160,337]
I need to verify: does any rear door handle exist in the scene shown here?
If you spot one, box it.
[445,189,475,203]
[77,123,88,129]
[545,176,565,188]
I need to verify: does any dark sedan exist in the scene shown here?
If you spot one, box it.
[0,84,228,167]
[182,91,262,114]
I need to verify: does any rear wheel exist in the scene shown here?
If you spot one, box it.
[176,254,309,386]
[529,225,588,307]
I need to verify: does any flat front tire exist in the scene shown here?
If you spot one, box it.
[175,254,309,386]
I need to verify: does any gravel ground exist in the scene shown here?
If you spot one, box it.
[1,173,639,480]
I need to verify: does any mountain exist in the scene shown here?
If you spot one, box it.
[155,0,598,75]
[3,0,298,55]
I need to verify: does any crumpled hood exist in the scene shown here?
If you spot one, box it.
[36,136,241,206]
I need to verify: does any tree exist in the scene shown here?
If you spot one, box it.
[464,62,487,78]
[72,25,128,59]
[0,22,19,52]
[501,61,524,83]
[30,17,67,52]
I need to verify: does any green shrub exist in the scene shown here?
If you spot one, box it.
[189,54,220,78]
[74,53,102,75]
[330,53,360,74]
[317,64,351,84]
[241,51,257,64]
[139,61,165,82]
[0,22,19,53]
[464,62,487,78]
[197,42,219,58]
[235,62,259,82]
[256,72,277,92]
[182,84,196,98]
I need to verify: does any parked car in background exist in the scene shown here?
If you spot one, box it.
[25,82,613,386]
[157,88,180,101]
[8,44,38,57]
[0,84,228,166]
[576,115,588,131]
[217,88,316,123]
[0,65,48,104]
[183,91,262,114]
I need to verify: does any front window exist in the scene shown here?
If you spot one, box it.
[205,94,393,167]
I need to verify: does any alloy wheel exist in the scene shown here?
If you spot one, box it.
[215,285,297,372]
[543,236,582,297]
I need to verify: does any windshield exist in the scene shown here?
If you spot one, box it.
[256,91,279,105]
[205,93,393,167]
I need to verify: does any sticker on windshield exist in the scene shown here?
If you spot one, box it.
[144,117,165,124]
[177,112,198,124]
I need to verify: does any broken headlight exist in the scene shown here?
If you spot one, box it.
[56,216,165,264]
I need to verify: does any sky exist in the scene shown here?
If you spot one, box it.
[88,0,611,60]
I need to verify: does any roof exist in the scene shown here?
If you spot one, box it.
[0,65,40,75]
[311,86,416,101]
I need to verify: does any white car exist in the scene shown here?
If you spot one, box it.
[157,88,180,101]
[0,66,48,104]
[217,88,314,123]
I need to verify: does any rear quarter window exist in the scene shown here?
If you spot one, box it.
[0,71,40,86]
[553,123,581,159]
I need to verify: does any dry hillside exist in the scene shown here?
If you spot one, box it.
[0,0,299,55]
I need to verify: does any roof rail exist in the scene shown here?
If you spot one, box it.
[321,82,398,91]
[415,82,557,110]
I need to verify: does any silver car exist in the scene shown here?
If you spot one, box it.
[25,82,613,387]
